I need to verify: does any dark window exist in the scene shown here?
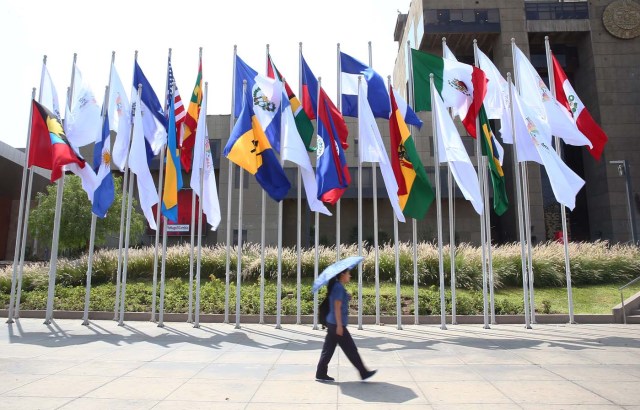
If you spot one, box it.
[233,165,249,189]
[233,229,247,247]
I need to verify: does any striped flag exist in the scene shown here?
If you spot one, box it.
[181,57,203,172]
[167,59,186,153]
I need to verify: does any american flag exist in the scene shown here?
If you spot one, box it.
[167,59,186,146]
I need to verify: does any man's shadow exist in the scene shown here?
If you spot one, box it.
[339,381,419,403]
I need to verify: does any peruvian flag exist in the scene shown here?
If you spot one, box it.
[551,54,608,160]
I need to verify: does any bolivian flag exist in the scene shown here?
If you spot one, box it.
[224,86,290,202]
[389,86,434,220]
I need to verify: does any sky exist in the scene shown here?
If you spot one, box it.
[0,0,411,149]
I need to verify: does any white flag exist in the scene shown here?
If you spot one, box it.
[190,94,221,230]
[357,82,405,222]
[476,46,513,144]
[280,91,331,216]
[513,45,592,148]
[40,65,61,120]
[129,92,159,230]
[65,64,102,148]
[512,82,585,210]
[109,63,132,171]
[432,82,483,215]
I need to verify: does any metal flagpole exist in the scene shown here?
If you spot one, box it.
[356,76,363,330]
[113,50,136,320]
[545,36,575,324]
[511,40,535,324]
[313,77,323,332]
[44,53,78,325]
[406,40,417,330]
[443,38,458,326]
[368,41,380,328]
[158,214,169,327]
[507,66,532,329]
[82,80,112,326]
[259,190,266,324]
[261,45,270,326]
[482,156,497,324]
[6,86,36,323]
[186,48,203,324]
[118,84,142,326]
[225,46,238,324]
[151,49,172,323]
[276,73,285,331]
[235,167,244,329]
[296,42,304,325]
[430,75,447,331]
[336,43,341,261]
[194,81,208,329]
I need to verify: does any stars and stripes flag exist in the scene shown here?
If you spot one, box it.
[167,59,186,149]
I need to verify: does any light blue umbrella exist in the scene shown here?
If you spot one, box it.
[312,256,364,293]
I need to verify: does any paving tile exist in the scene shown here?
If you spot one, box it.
[85,376,187,400]
[58,398,158,409]
[251,379,338,404]
[194,363,272,380]
[165,379,262,402]
[546,364,640,381]
[574,381,640,406]
[0,396,71,409]
[6,375,114,398]
[417,380,512,404]
[492,380,613,405]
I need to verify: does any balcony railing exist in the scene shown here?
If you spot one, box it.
[424,9,501,33]
[525,2,589,20]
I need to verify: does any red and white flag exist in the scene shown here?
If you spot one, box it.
[551,54,608,160]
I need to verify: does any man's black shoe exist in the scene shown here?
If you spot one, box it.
[315,374,335,382]
[361,369,377,381]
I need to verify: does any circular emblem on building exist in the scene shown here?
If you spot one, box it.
[603,0,640,39]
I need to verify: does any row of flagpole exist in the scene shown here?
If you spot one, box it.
[5,34,599,329]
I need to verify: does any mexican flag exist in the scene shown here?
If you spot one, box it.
[551,53,608,160]
[411,48,487,138]
[389,86,434,220]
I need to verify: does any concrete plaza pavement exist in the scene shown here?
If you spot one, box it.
[1,318,639,409]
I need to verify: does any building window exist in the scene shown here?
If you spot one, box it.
[233,229,247,247]
[234,166,249,189]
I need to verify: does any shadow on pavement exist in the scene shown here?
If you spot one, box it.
[339,381,418,403]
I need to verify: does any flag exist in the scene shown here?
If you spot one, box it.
[267,54,315,151]
[357,82,404,222]
[133,61,168,156]
[479,106,509,216]
[390,87,423,129]
[234,55,283,153]
[166,59,186,163]
[181,57,202,172]
[129,90,159,230]
[92,114,115,218]
[109,62,132,171]
[552,53,608,160]
[512,82,585,210]
[411,48,487,137]
[190,92,221,230]
[510,80,546,164]
[300,54,319,120]
[432,82,483,215]
[389,85,434,220]
[65,64,102,148]
[40,65,61,120]
[475,46,513,144]
[340,51,390,118]
[316,87,350,204]
[513,45,592,149]
[268,56,331,215]
[224,84,290,202]
[28,100,87,182]
[300,56,349,150]
[28,99,98,199]
[161,90,183,223]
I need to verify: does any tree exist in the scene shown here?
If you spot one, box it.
[29,175,146,253]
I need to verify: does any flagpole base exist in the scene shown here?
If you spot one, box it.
[235,324,241,330]
[313,325,319,331]
[193,324,200,329]
[358,325,363,330]
[5,318,14,324]
[440,324,447,331]
[157,323,164,328]
[525,324,533,330]
[275,324,282,330]
[483,324,491,330]
[81,320,89,326]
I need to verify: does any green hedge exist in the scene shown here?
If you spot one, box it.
[1,240,639,294]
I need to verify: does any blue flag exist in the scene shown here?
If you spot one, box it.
[92,114,115,218]
[233,55,283,153]
[340,51,390,119]
[132,61,167,157]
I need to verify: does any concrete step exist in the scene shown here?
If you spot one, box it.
[626,315,640,324]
